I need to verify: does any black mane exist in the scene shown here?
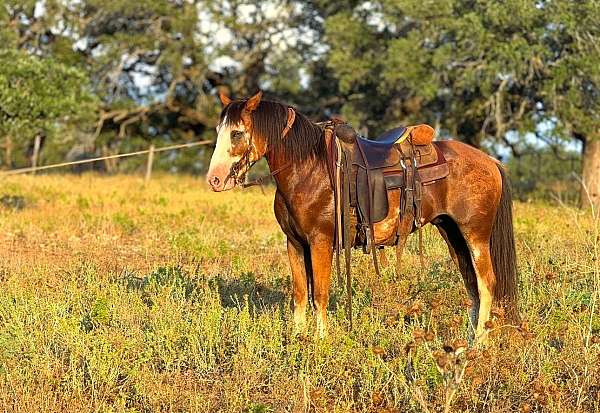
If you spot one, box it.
[220,98,326,162]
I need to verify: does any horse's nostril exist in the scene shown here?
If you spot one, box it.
[211,176,220,187]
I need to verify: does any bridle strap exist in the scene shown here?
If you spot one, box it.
[281,107,296,139]
[223,142,254,188]
[223,107,296,189]
[241,106,296,188]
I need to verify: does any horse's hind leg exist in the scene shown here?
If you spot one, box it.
[464,236,496,341]
[435,217,479,331]
[440,219,496,341]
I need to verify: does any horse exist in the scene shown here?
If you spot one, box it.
[207,91,518,339]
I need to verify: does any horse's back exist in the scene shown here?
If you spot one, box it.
[430,139,503,229]
[433,140,500,170]
[435,140,502,186]
[435,140,499,165]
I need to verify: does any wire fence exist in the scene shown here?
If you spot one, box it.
[0,140,213,177]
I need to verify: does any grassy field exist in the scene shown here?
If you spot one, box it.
[0,174,598,412]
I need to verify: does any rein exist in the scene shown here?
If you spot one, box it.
[241,162,290,188]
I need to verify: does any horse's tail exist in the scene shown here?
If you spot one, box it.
[490,165,519,322]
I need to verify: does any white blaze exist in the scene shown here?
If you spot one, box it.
[207,116,245,191]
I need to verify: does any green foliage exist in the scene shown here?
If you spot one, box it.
[507,147,581,204]
[111,212,137,234]
[132,266,200,302]
[0,49,97,138]
[540,1,600,138]
[1,0,214,170]
[75,0,205,102]
[0,0,598,185]
[323,0,599,154]
[324,0,547,141]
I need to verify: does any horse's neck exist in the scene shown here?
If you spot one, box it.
[266,150,329,199]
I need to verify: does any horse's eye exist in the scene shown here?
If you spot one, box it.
[230,130,245,144]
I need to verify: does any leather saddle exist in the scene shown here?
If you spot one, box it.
[322,121,450,326]
[346,124,449,224]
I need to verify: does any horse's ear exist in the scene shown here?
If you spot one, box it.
[245,91,263,112]
[219,91,232,107]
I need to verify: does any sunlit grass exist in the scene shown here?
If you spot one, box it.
[0,174,597,412]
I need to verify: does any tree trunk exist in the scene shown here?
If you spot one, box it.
[581,138,600,210]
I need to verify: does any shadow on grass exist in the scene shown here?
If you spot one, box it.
[121,266,199,303]
[208,272,287,314]
[120,266,288,315]
[119,265,384,317]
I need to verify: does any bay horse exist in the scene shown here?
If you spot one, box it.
[207,91,518,339]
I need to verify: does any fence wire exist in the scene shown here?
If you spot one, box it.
[0,140,213,176]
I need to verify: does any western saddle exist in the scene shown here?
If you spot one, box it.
[321,120,449,326]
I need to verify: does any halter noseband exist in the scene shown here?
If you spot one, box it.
[223,107,296,188]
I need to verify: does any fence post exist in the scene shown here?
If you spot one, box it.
[145,144,155,183]
[1,136,12,169]
[31,134,42,174]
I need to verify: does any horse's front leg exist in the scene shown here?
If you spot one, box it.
[287,238,309,334]
[309,235,334,338]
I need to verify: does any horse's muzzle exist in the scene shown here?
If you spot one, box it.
[207,164,235,192]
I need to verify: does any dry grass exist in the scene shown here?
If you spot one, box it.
[0,174,598,412]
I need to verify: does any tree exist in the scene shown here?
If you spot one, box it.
[1,0,220,171]
[324,0,600,208]
[70,0,219,169]
[199,0,342,117]
[324,0,547,144]
[1,0,339,171]
[2,0,597,197]
[0,49,97,167]
[537,0,600,209]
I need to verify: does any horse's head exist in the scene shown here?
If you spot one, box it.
[207,91,267,191]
